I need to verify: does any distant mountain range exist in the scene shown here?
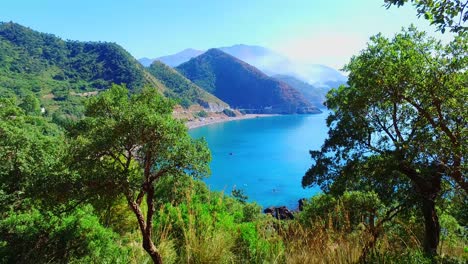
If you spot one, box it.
[0,22,325,118]
[176,49,321,114]
[139,44,347,89]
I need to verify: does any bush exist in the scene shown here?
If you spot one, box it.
[0,205,128,263]
[196,110,208,118]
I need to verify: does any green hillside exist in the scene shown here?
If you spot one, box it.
[176,49,321,114]
[0,22,165,117]
[147,60,228,110]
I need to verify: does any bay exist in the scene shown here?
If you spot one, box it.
[189,112,329,208]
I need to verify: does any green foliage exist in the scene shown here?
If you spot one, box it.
[19,93,41,115]
[303,26,467,256]
[0,82,465,263]
[231,188,248,203]
[152,178,279,264]
[147,60,227,109]
[0,205,128,263]
[367,249,433,264]
[195,110,208,118]
[70,84,211,199]
[299,191,384,230]
[0,97,65,210]
[385,0,468,33]
[69,84,211,261]
[0,22,161,119]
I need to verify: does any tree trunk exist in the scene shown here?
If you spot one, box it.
[128,199,163,264]
[400,163,442,257]
[421,195,440,257]
[143,234,163,264]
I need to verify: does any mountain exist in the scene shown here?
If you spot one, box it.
[273,74,328,108]
[142,48,204,67]
[176,49,321,114]
[147,61,227,111]
[218,45,347,87]
[141,44,347,88]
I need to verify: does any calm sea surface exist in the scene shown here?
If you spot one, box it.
[189,112,329,208]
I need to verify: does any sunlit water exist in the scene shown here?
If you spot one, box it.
[189,112,329,208]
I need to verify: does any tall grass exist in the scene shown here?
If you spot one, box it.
[119,180,467,263]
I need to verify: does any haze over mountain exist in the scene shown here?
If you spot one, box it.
[176,48,321,114]
[273,74,328,108]
[140,44,347,88]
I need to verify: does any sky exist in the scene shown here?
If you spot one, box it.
[0,0,451,69]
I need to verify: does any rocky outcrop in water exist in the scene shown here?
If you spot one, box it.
[264,206,294,220]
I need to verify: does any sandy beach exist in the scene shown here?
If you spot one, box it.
[186,114,278,129]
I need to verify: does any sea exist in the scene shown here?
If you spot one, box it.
[189,112,329,209]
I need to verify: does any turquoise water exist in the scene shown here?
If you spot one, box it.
[189,113,329,208]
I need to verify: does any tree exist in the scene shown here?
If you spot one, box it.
[0,98,124,263]
[385,0,468,33]
[303,27,467,256]
[18,93,41,115]
[0,97,64,209]
[68,84,211,263]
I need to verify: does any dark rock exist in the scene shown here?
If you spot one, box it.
[264,206,294,220]
[263,207,274,215]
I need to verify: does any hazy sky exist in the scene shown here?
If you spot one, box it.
[1,0,451,69]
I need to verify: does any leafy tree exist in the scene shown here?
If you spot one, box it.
[303,27,467,256]
[69,84,211,263]
[0,97,64,209]
[385,0,468,33]
[19,93,41,115]
[0,98,126,263]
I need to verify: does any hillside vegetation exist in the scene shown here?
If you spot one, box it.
[0,22,230,119]
[0,2,466,262]
[0,22,166,117]
[147,60,228,110]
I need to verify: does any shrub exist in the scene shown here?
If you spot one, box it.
[196,110,208,118]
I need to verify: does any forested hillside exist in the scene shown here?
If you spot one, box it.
[0,22,233,119]
[147,60,228,110]
[0,22,166,117]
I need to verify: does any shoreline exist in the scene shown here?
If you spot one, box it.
[186,114,278,129]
